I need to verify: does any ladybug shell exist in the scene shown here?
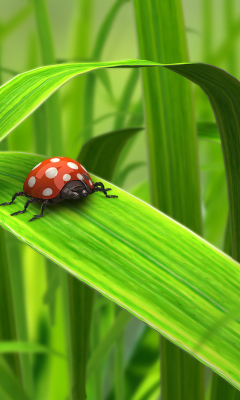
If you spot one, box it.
[23,157,94,199]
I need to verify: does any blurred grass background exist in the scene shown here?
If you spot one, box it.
[0,0,239,399]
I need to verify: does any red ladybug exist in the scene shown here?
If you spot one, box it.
[0,157,117,221]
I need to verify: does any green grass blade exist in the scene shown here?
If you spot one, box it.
[163,62,240,262]
[114,331,125,400]
[114,69,139,130]
[90,303,103,400]
[33,0,62,156]
[5,233,34,396]
[65,0,93,157]
[82,0,130,140]
[0,3,32,39]
[0,60,224,143]
[197,122,220,143]
[131,360,160,400]
[211,373,240,400]
[0,341,64,358]
[78,127,143,181]
[67,277,94,400]
[1,152,240,390]
[125,326,159,399]
[2,58,240,257]
[133,1,203,398]
[212,15,240,65]
[114,162,145,188]
[0,357,29,400]
[130,181,150,203]
[87,310,130,379]
[0,229,21,379]
[77,127,140,397]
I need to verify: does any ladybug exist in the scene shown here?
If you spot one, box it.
[0,157,117,221]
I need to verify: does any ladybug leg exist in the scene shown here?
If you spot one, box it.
[11,198,38,216]
[94,182,118,198]
[29,200,49,222]
[0,191,29,206]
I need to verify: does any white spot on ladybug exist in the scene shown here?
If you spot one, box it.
[67,162,78,170]
[89,180,93,186]
[50,158,60,163]
[42,188,53,196]
[63,174,71,181]
[28,176,36,187]
[45,167,58,179]
[77,173,83,180]
[32,162,42,170]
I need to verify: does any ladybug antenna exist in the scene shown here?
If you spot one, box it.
[94,182,118,198]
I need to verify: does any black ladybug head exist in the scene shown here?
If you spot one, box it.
[60,180,93,200]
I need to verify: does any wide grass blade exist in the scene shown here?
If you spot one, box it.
[133,1,202,398]
[0,152,240,390]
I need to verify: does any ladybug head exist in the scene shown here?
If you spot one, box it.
[61,180,93,200]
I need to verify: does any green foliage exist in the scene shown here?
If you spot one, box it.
[1,1,240,399]
[1,152,240,391]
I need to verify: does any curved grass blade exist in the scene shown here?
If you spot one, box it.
[114,162,145,188]
[0,153,240,390]
[0,60,158,142]
[78,127,143,181]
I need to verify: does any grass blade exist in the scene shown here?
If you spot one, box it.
[67,277,94,400]
[0,357,29,400]
[78,127,143,181]
[0,229,20,379]
[197,122,220,143]
[125,326,159,399]
[33,0,62,156]
[66,0,93,157]
[133,1,203,399]
[87,310,130,379]
[2,59,240,259]
[113,69,139,130]
[0,3,32,39]
[0,152,240,390]
[5,233,34,396]
[82,0,130,140]
[0,341,64,358]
